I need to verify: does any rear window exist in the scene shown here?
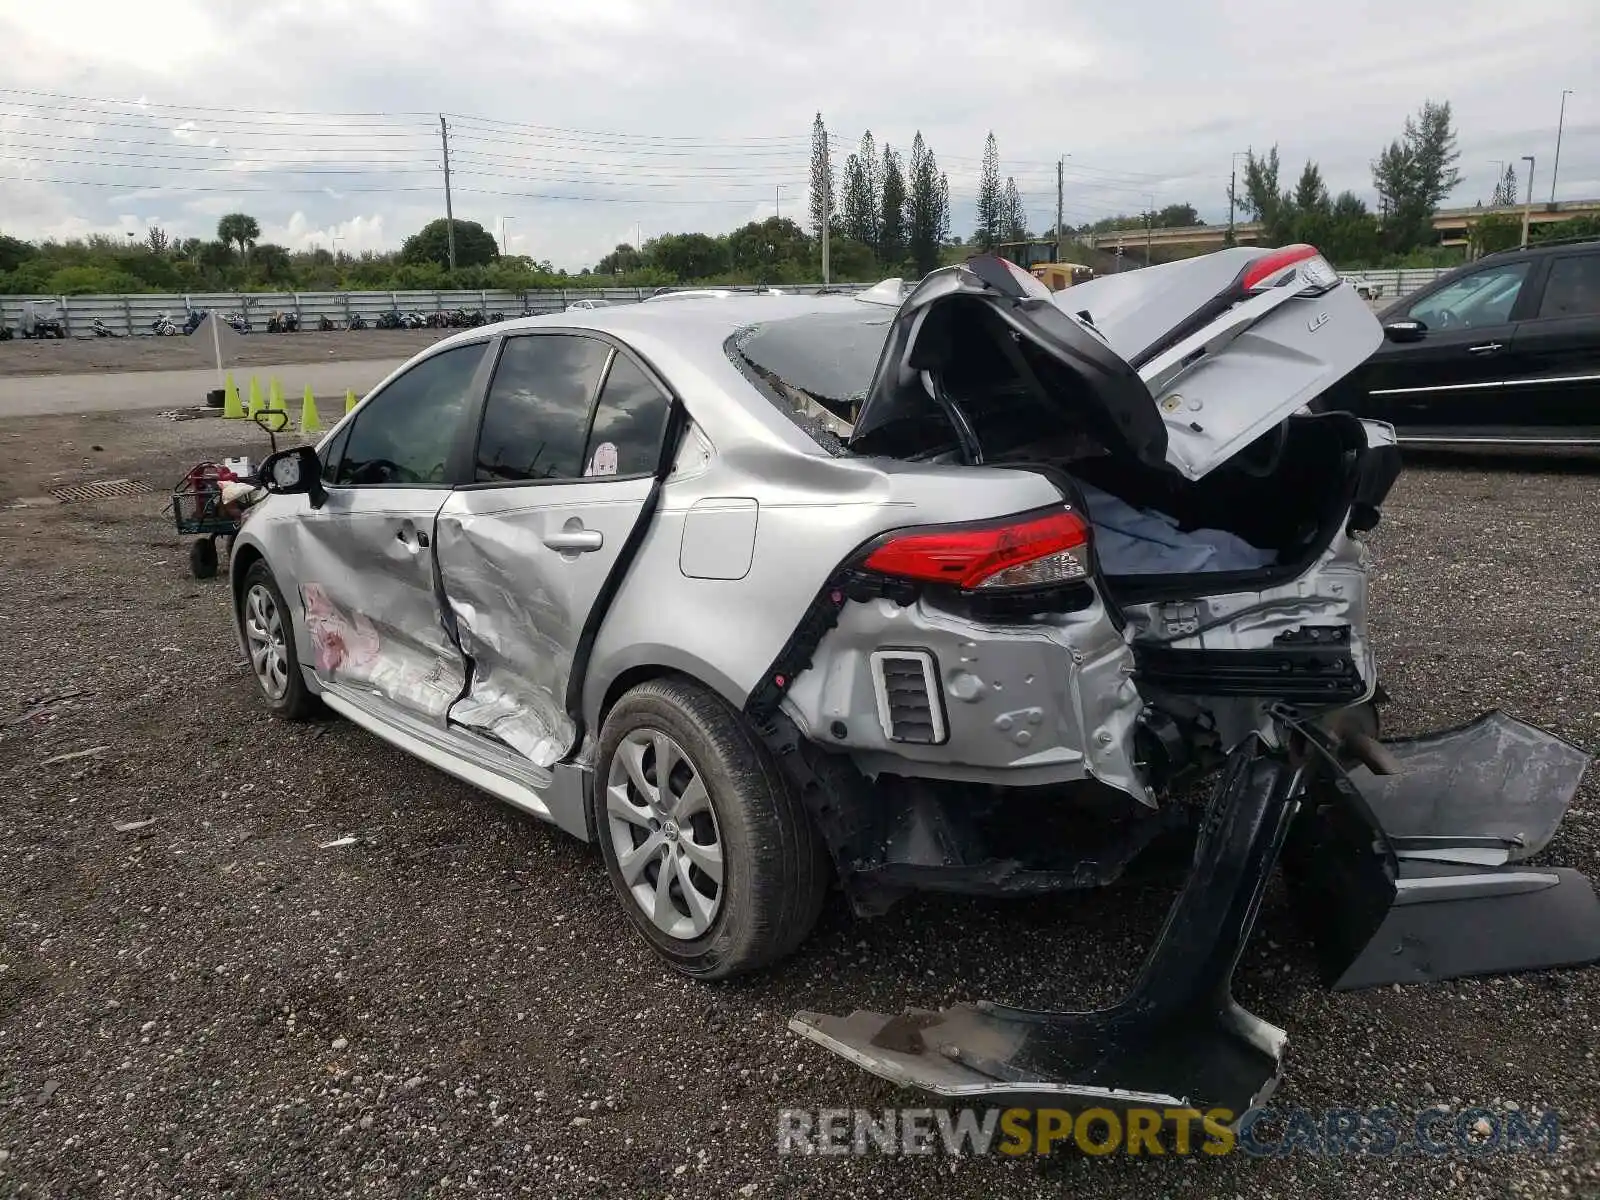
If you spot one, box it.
[728,309,894,452]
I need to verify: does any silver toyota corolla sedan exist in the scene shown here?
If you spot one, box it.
[232,251,1596,1111]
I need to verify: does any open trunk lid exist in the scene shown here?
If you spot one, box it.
[850,252,1382,481]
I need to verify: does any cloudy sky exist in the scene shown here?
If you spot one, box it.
[1,0,1596,271]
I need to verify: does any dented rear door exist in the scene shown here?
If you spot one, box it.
[433,331,676,767]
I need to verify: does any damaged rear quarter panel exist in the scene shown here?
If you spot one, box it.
[579,436,1069,735]
[782,592,1149,801]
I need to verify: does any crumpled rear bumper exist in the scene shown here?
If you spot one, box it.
[790,710,1598,1114]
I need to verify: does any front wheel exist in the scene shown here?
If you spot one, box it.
[239,561,320,720]
[592,677,830,980]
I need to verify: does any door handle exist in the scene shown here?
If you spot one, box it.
[543,529,604,553]
[1467,342,1503,354]
[395,527,430,547]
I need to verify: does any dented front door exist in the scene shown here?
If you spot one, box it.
[297,340,490,725]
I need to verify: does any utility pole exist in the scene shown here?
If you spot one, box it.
[775,184,780,221]
[1551,89,1573,203]
[1521,155,1537,247]
[1144,192,1155,266]
[440,115,457,271]
[1056,156,1064,261]
[1226,149,1250,246]
[821,183,831,286]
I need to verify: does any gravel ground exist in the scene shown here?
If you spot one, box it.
[0,330,453,378]
[0,411,1597,1198]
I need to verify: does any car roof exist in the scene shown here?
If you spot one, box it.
[1480,234,1600,261]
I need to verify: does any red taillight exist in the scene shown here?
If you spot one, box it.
[1239,244,1338,295]
[861,508,1091,590]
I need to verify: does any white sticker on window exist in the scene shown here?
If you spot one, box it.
[586,442,619,476]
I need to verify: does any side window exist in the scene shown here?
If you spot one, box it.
[319,424,350,485]
[581,354,674,478]
[1409,261,1529,329]
[474,334,611,482]
[1536,255,1600,320]
[337,343,487,486]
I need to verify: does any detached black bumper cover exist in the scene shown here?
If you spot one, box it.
[1285,710,1600,990]
[791,744,1304,1113]
[791,711,1598,1111]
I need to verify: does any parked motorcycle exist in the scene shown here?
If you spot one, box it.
[183,309,206,335]
[266,312,299,334]
[376,309,403,330]
[151,313,180,337]
[348,313,368,331]
[91,318,123,338]
[318,314,336,332]
[223,312,251,334]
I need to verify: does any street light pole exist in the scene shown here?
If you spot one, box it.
[1551,89,1573,204]
[1521,156,1537,247]
[499,216,513,257]
[1144,192,1155,266]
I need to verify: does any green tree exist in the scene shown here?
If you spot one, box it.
[594,242,643,275]
[906,132,948,276]
[250,243,294,284]
[976,131,1002,248]
[1371,99,1462,253]
[1532,213,1600,242]
[401,219,499,269]
[1320,192,1381,264]
[808,112,834,240]
[726,217,811,275]
[1492,163,1519,208]
[216,213,260,260]
[1153,203,1200,228]
[1293,161,1330,214]
[1242,147,1286,230]
[879,143,908,268]
[0,233,35,273]
[841,150,878,250]
[1001,176,1028,242]
[1467,212,1522,257]
[144,226,170,255]
[645,232,728,280]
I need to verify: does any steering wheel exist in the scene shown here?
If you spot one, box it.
[1234,421,1288,478]
[1433,307,1460,331]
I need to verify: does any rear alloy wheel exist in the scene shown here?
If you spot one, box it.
[593,677,830,979]
[239,560,320,720]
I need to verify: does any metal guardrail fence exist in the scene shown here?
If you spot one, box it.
[0,268,1452,338]
[0,284,865,338]
[1333,267,1452,303]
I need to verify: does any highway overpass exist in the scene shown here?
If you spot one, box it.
[1085,197,1600,255]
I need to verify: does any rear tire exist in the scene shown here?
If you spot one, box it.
[592,677,830,979]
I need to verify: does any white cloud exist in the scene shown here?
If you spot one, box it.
[0,0,1595,269]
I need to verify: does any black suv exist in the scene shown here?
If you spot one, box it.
[1319,237,1600,446]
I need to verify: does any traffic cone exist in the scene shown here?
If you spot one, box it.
[222,373,244,419]
[344,387,358,415]
[247,377,264,418]
[268,377,286,412]
[299,385,323,433]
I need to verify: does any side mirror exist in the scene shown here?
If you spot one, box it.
[259,446,327,509]
[1384,319,1426,343]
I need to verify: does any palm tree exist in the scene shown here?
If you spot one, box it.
[216,213,261,262]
